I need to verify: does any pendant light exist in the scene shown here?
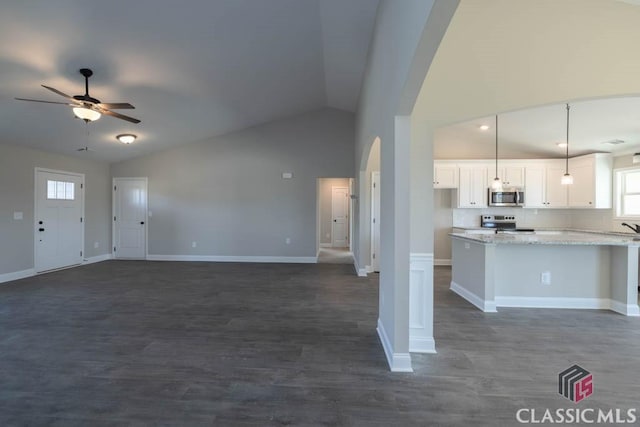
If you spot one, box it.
[491,114,502,190]
[561,103,574,185]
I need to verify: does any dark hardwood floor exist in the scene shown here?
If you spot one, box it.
[0,262,638,426]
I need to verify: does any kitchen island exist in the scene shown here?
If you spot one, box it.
[450,230,640,316]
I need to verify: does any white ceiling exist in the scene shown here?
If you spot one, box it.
[0,0,379,162]
[434,96,640,160]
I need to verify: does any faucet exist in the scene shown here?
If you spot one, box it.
[621,222,640,233]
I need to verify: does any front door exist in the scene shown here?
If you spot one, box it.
[34,169,84,273]
[113,178,147,259]
[331,186,349,248]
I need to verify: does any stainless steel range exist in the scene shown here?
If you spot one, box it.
[480,215,535,233]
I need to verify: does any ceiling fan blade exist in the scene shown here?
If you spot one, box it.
[41,85,75,100]
[101,109,141,124]
[15,97,72,105]
[97,102,135,109]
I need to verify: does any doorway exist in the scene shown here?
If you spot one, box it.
[371,171,380,272]
[316,178,353,263]
[113,177,148,259]
[34,168,84,273]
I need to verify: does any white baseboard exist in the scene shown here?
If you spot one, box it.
[610,300,640,316]
[319,243,332,248]
[410,336,436,353]
[0,268,35,284]
[495,296,610,310]
[377,318,413,372]
[83,254,112,264]
[353,257,368,277]
[450,281,497,312]
[434,259,451,266]
[146,254,317,263]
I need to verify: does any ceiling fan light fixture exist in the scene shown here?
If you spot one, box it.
[116,134,137,144]
[73,107,101,122]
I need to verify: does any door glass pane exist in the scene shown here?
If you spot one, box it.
[56,181,65,199]
[47,180,56,199]
[65,182,75,200]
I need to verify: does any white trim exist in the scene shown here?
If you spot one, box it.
[146,255,317,263]
[83,254,113,265]
[450,281,497,312]
[319,243,332,248]
[377,318,413,372]
[370,171,380,272]
[610,300,640,316]
[409,253,437,354]
[353,257,368,277]
[495,296,611,310]
[0,268,36,284]
[434,258,451,266]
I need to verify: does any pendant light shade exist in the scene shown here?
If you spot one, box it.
[491,114,502,190]
[561,103,573,185]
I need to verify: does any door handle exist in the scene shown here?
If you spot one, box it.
[38,228,45,232]
[333,219,337,222]
[140,221,145,225]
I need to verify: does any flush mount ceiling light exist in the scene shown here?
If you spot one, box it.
[479,124,490,131]
[116,134,137,144]
[556,142,567,148]
[561,103,574,185]
[633,153,640,164]
[491,115,502,190]
[73,107,101,122]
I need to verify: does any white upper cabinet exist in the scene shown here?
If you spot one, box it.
[524,160,568,208]
[567,153,612,208]
[433,162,458,188]
[458,165,488,208]
[487,164,525,188]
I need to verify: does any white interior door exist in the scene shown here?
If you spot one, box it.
[331,186,349,248]
[113,178,147,259]
[35,169,84,273]
[371,171,380,272]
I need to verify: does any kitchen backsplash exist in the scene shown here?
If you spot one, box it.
[452,207,614,230]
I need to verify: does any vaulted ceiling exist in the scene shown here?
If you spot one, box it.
[0,0,379,162]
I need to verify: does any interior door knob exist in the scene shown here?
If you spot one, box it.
[38,228,45,232]
[140,221,145,225]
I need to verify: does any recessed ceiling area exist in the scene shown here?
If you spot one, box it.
[0,0,379,162]
[434,96,640,160]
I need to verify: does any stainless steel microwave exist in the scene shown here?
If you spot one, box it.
[488,188,524,207]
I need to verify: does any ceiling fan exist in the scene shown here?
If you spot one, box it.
[15,68,141,124]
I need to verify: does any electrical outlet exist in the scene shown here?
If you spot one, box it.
[464,243,470,249]
[541,271,551,285]
[94,242,99,249]
[192,241,197,248]
[285,238,291,245]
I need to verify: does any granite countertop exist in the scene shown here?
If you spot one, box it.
[449,229,640,246]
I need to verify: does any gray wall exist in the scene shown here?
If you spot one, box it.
[0,143,111,275]
[111,108,355,258]
[318,178,350,246]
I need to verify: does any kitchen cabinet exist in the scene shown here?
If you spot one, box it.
[487,164,525,188]
[524,160,568,208]
[567,153,612,208]
[458,165,487,208]
[433,162,458,188]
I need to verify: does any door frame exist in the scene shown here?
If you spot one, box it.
[370,171,380,272]
[331,185,349,248]
[112,177,149,259]
[34,167,85,272]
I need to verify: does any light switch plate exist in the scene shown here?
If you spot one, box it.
[13,212,23,220]
[282,172,293,179]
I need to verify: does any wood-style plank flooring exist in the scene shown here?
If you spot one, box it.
[0,262,638,426]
